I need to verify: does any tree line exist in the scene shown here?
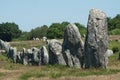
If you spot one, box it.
[0,22,86,41]
[0,14,120,41]
[108,14,120,35]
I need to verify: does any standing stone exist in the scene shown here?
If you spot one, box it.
[84,8,108,68]
[0,39,3,49]
[0,40,10,53]
[13,47,17,63]
[16,51,22,63]
[22,48,28,65]
[4,42,11,54]
[8,47,17,63]
[41,46,49,65]
[31,47,40,65]
[49,39,66,65]
[62,23,84,68]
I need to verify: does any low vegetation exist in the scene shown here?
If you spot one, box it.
[10,40,46,51]
[0,38,120,80]
[19,65,120,80]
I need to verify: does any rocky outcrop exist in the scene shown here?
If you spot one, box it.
[62,23,84,68]
[84,8,108,68]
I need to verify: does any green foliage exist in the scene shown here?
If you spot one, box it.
[108,14,120,35]
[0,22,22,41]
[0,21,86,41]
[112,46,119,53]
[13,32,29,41]
[0,40,120,79]
[0,53,8,61]
[108,40,120,67]
[28,25,48,40]
[108,29,120,35]
[47,22,70,39]
[47,22,86,39]
[74,23,86,37]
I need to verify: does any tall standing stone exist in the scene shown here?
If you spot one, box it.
[62,23,84,68]
[84,9,108,68]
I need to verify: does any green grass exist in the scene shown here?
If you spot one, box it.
[0,53,8,61]
[10,40,45,51]
[17,39,120,80]
[19,65,120,80]
[108,40,120,67]
[0,39,120,80]
[0,72,4,77]
[108,40,120,50]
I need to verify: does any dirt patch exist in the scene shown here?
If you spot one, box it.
[109,35,120,41]
[28,73,120,80]
[0,68,23,80]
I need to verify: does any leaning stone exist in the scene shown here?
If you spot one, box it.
[49,39,66,65]
[62,23,84,68]
[84,8,108,68]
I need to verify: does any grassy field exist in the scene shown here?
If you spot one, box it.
[0,36,120,80]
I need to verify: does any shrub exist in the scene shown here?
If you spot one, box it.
[112,46,119,53]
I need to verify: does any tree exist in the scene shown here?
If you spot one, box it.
[0,22,22,41]
[74,23,86,37]
[47,22,70,39]
[28,25,48,40]
[47,21,86,39]
[108,14,120,35]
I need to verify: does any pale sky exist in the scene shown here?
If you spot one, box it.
[0,0,119,31]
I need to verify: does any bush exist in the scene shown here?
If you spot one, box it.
[0,22,22,41]
[108,29,120,35]
[112,46,119,53]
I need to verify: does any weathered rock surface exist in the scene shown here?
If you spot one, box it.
[31,47,40,65]
[0,39,10,53]
[22,48,29,65]
[84,8,108,68]
[62,23,84,68]
[8,47,17,63]
[49,39,66,65]
[105,49,113,57]
[40,46,49,65]
[104,49,113,68]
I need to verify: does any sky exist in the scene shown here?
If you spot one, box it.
[0,0,120,31]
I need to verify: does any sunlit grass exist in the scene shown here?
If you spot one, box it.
[10,40,45,51]
[19,65,120,80]
[0,39,120,80]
